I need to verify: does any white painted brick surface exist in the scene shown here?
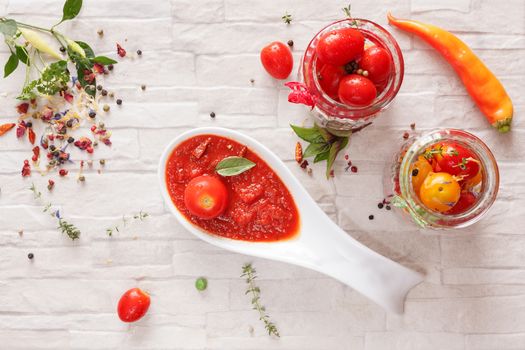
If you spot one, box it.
[0,0,524,349]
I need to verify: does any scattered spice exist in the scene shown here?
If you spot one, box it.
[403,131,410,139]
[103,104,110,112]
[59,169,68,176]
[97,29,104,37]
[287,40,294,47]
[117,43,127,57]
[368,215,374,220]
[350,165,358,173]
[47,179,55,191]
[136,49,142,56]
[282,12,293,24]
[21,160,31,177]
[195,277,208,291]
[378,202,384,209]
[0,123,16,136]
[141,84,146,91]
[295,142,303,163]
[410,123,416,130]
[27,253,34,260]
[116,99,122,105]
[241,263,280,337]
[99,159,106,165]
[210,112,216,118]
[386,205,392,210]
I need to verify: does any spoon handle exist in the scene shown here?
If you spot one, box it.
[297,217,423,314]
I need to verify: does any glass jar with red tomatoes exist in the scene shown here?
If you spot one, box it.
[387,129,499,229]
[300,18,404,134]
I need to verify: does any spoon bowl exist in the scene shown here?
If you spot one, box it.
[158,127,423,314]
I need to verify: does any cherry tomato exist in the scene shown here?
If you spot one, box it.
[316,28,365,66]
[419,172,461,213]
[338,74,377,106]
[184,175,228,219]
[260,41,293,79]
[411,155,433,195]
[359,46,392,84]
[447,191,477,215]
[318,64,346,100]
[426,142,480,180]
[463,168,483,189]
[117,288,151,323]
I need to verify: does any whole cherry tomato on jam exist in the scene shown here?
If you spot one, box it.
[426,142,480,180]
[184,175,228,219]
[117,288,151,323]
[359,45,392,84]
[316,28,365,66]
[447,191,477,215]
[318,64,346,101]
[260,41,293,79]
[419,172,461,213]
[411,155,433,195]
[338,74,377,106]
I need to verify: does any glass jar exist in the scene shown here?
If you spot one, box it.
[386,129,499,229]
[300,18,404,135]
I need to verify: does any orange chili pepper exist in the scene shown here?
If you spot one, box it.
[28,128,36,144]
[387,13,513,133]
[0,123,16,136]
[295,142,303,163]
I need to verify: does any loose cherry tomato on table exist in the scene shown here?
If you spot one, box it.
[359,46,392,84]
[419,172,461,213]
[411,155,433,195]
[318,64,346,101]
[260,41,293,79]
[316,28,365,66]
[184,175,228,219]
[338,74,377,106]
[117,288,151,323]
[426,142,480,180]
[447,191,477,215]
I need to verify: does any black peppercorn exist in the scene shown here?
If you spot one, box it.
[89,111,96,118]
[368,215,374,220]
[116,99,122,105]
[210,112,216,118]
[386,205,391,211]
[287,40,294,47]
[28,253,34,259]
[108,64,114,71]
[412,168,419,176]
[97,85,103,91]
[378,203,384,209]
[137,49,142,55]
[101,89,108,96]
[141,85,146,91]
[49,145,56,151]
[66,119,74,128]
[26,122,32,128]
[67,137,74,143]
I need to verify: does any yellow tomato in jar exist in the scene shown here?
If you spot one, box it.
[411,155,433,195]
[419,172,461,213]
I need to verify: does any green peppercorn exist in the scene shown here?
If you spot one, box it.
[99,159,106,165]
[103,104,110,112]
[195,277,207,291]
[78,175,86,182]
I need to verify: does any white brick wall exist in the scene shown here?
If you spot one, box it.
[0,0,524,349]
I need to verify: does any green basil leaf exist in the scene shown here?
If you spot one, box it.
[4,53,19,78]
[313,150,329,163]
[75,41,94,58]
[325,136,349,179]
[216,156,256,176]
[303,142,330,159]
[92,56,117,65]
[290,124,324,143]
[61,0,83,22]
[317,126,334,143]
[15,45,29,65]
[0,19,18,37]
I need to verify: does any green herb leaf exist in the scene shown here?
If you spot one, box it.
[195,277,208,291]
[303,142,330,159]
[216,156,256,176]
[17,60,70,99]
[0,19,18,37]
[313,150,329,163]
[4,52,18,78]
[75,41,94,58]
[92,56,117,65]
[15,45,29,65]
[325,137,349,178]
[61,0,83,23]
[290,124,324,143]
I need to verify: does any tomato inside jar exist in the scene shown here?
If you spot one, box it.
[165,135,300,241]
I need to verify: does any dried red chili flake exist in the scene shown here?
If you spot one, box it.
[329,169,335,178]
[17,103,29,114]
[285,82,316,109]
[59,169,68,176]
[74,137,93,151]
[344,154,349,160]
[295,142,303,163]
[83,69,96,83]
[41,106,54,121]
[47,179,55,191]
[21,160,31,177]
[93,63,104,74]
[62,91,74,103]
[117,43,126,57]
[16,121,26,138]
[28,128,36,145]
[48,134,55,141]
[31,146,40,162]
[102,138,112,146]
[351,165,358,173]
[192,138,211,159]
[300,160,309,169]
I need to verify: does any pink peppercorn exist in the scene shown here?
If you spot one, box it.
[59,169,68,176]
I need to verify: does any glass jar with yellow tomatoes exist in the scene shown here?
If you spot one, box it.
[387,129,499,229]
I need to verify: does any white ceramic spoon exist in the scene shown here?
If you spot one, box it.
[158,127,423,314]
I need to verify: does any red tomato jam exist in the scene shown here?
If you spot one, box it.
[165,134,300,242]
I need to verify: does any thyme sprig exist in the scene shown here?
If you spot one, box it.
[281,12,293,25]
[29,183,80,240]
[241,263,280,338]
[342,4,359,27]
[106,210,149,236]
